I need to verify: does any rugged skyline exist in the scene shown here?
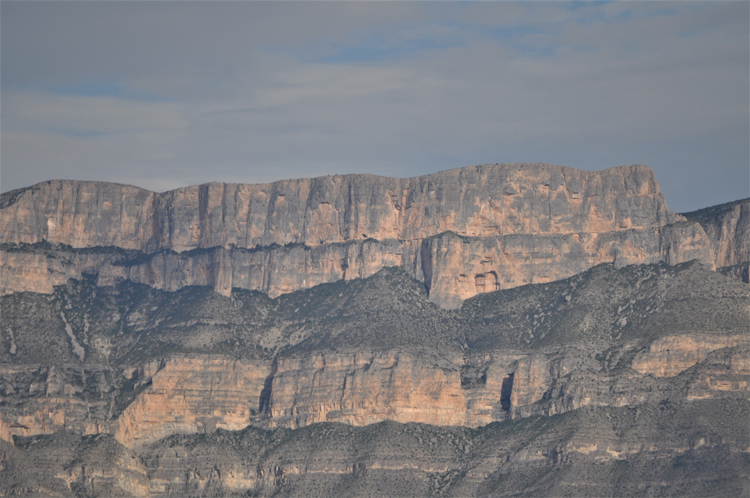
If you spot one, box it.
[4,163,738,309]
[1,161,748,496]
[2,1,748,213]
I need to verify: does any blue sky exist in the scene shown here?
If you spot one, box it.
[1,1,748,212]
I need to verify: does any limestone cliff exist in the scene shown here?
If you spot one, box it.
[0,164,678,250]
[682,197,750,272]
[0,163,721,308]
[112,357,270,448]
[7,399,748,498]
[1,165,748,497]
[4,336,747,449]
[1,261,747,451]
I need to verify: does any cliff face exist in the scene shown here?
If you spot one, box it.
[0,163,721,308]
[112,357,270,448]
[7,334,747,449]
[631,335,749,378]
[1,165,748,497]
[6,398,748,498]
[680,198,750,285]
[682,198,750,268]
[0,164,676,250]
[1,261,747,451]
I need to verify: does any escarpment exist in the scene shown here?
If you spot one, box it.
[1,260,748,496]
[2,164,748,497]
[682,197,750,283]
[0,163,725,308]
[0,164,678,250]
[1,261,747,448]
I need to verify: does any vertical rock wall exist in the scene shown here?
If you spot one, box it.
[0,163,723,307]
[682,198,750,268]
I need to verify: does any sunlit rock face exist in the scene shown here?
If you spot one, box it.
[681,198,750,283]
[631,335,749,378]
[111,357,271,448]
[3,332,748,450]
[0,163,724,307]
[1,165,748,497]
[0,164,676,249]
[2,258,747,450]
[682,198,750,268]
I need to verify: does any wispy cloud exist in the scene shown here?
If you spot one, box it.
[1,1,747,211]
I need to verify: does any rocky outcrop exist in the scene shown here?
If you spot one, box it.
[2,259,747,449]
[0,363,111,443]
[0,252,56,295]
[631,334,750,377]
[1,254,748,496]
[134,401,750,497]
[2,333,742,450]
[8,397,748,498]
[265,336,750,431]
[266,352,466,429]
[112,357,270,447]
[7,332,746,449]
[718,262,750,283]
[0,164,678,250]
[1,165,748,496]
[682,198,750,267]
[1,163,723,307]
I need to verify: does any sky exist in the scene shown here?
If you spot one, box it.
[1,1,748,213]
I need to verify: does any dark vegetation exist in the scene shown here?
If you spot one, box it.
[1,260,748,497]
[3,399,748,497]
[2,260,747,369]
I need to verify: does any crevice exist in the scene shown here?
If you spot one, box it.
[500,372,514,411]
[259,360,278,416]
[420,240,433,295]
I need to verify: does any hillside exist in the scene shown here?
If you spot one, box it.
[0,164,748,497]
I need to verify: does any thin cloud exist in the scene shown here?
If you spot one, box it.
[1,1,747,212]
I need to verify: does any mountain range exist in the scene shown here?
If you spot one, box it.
[0,163,748,497]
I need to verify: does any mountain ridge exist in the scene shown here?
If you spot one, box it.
[3,163,735,308]
[1,163,748,496]
[1,260,748,496]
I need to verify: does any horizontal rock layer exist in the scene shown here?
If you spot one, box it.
[3,333,748,448]
[0,223,717,308]
[112,357,270,447]
[6,399,748,498]
[1,164,676,251]
[1,258,748,496]
[2,163,730,307]
[2,260,747,449]
[1,165,748,496]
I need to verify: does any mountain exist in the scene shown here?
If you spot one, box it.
[681,198,750,283]
[0,164,748,497]
[0,163,724,308]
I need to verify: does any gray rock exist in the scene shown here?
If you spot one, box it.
[1,164,723,308]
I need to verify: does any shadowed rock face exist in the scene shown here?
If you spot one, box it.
[682,197,750,269]
[1,262,747,448]
[1,165,748,497]
[0,163,724,308]
[0,262,748,496]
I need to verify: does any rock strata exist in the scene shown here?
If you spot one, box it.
[1,166,748,497]
[112,357,270,447]
[1,261,747,450]
[0,164,677,250]
[4,399,748,497]
[682,198,750,268]
[0,164,725,307]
